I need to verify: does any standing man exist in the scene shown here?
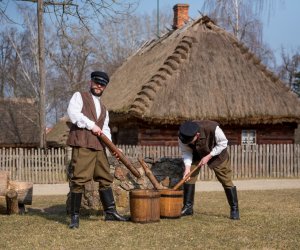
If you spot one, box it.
[178,120,240,220]
[67,71,127,229]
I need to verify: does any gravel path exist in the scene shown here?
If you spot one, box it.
[33,179,300,196]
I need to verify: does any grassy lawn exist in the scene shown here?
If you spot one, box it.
[1,189,300,250]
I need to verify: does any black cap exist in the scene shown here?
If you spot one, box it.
[178,121,199,144]
[91,71,109,86]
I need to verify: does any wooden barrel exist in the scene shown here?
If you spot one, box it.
[130,189,160,223]
[159,189,183,218]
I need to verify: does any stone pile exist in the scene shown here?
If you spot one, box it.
[66,157,184,215]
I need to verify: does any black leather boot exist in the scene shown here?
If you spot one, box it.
[225,186,240,220]
[181,183,195,216]
[69,192,82,229]
[99,187,127,221]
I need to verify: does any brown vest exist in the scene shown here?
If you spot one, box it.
[67,92,107,151]
[189,120,229,169]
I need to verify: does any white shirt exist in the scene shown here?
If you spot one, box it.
[179,126,228,167]
[67,92,112,141]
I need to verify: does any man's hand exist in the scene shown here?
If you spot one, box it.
[183,165,191,180]
[91,125,103,136]
[198,153,212,167]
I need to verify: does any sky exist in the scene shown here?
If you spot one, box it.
[2,0,300,65]
[135,0,300,64]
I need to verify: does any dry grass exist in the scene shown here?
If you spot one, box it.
[1,189,300,250]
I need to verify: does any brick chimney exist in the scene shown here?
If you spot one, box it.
[173,4,189,29]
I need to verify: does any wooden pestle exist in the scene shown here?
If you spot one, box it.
[138,157,164,190]
[98,133,141,178]
[172,164,203,190]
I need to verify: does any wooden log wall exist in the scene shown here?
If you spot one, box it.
[115,123,297,146]
[223,123,297,145]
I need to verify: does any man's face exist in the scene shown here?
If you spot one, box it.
[189,133,200,144]
[90,80,106,97]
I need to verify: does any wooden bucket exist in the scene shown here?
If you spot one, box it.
[130,189,160,223]
[159,189,183,219]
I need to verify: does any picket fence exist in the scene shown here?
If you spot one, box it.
[0,144,299,184]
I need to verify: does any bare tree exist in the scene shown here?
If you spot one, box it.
[0,29,15,97]
[94,10,173,74]
[0,14,40,98]
[44,10,172,125]
[201,0,284,68]
[202,0,284,37]
[46,24,97,123]
[1,1,174,130]
[0,0,139,147]
[277,48,300,90]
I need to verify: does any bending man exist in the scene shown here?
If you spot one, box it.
[178,120,240,220]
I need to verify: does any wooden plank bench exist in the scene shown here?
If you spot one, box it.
[0,171,33,214]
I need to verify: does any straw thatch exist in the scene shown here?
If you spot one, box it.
[0,98,40,147]
[102,16,300,126]
[46,117,72,147]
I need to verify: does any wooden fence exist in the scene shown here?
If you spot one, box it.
[0,144,299,183]
[118,144,300,180]
[0,147,67,184]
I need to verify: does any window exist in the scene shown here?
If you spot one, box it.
[241,130,256,145]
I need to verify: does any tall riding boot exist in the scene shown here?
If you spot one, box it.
[69,192,82,229]
[224,186,240,220]
[99,187,127,221]
[181,183,195,216]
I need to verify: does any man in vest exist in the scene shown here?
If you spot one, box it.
[67,71,127,229]
[178,120,240,220]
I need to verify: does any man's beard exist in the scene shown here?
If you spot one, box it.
[90,88,103,97]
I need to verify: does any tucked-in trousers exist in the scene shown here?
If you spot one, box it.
[69,147,113,193]
[186,157,234,188]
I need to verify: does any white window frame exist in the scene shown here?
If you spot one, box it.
[241,130,256,145]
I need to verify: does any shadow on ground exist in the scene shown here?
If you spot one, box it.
[26,204,107,226]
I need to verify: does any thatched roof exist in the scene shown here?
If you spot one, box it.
[46,117,71,147]
[102,16,300,125]
[0,98,40,147]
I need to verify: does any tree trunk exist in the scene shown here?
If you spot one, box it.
[8,181,33,205]
[6,189,19,215]
[37,0,46,148]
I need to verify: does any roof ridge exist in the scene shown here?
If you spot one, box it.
[129,35,197,117]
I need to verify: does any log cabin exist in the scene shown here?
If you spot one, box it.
[100,4,300,146]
